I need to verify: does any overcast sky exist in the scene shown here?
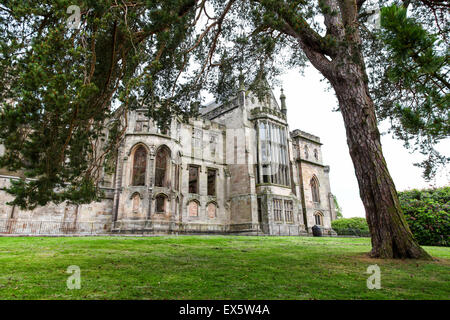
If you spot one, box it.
[273,66,449,218]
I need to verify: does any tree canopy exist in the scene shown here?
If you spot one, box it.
[0,0,447,259]
[367,2,449,181]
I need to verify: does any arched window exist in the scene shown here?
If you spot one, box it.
[311,176,320,203]
[155,146,171,187]
[314,212,323,225]
[132,146,147,186]
[132,193,141,213]
[174,197,180,217]
[174,152,182,191]
[155,194,167,214]
[207,202,217,219]
[314,149,318,160]
[188,200,199,217]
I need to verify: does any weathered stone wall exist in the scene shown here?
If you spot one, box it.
[0,88,337,236]
[292,131,336,234]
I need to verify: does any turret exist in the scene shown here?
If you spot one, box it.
[280,88,287,115]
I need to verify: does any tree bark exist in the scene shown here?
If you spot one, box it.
[327,59,431,259]
[276,0,432,260]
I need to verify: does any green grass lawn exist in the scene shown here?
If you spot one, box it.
[0,236,448,300]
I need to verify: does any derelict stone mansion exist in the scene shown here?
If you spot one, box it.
[0,85,337,236]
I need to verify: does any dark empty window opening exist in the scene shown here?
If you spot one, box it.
[155,146,170,187]
[189,165,199,194]
[207,169,216,196]
[156,195,166,213]
[262,165,270,183]
[174,164,180,191]
[132,146,147,186]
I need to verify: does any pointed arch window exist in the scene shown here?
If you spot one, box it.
[174,152,181,191]
[188,200,199,217]
[207,202,217,219]
[132,193,141,213]
[311,176,320,203]
[174,197,180,217]
[155,146,171,187]
[314,212,323,225]
[132,146,147,186]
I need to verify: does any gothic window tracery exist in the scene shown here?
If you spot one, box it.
[311,176,320,203]
[132,146,147,186]
[284,200,293,222]
[314,212,323,225]
[257,120,290,186]
[155,146,171,187]
[273,199,283,222]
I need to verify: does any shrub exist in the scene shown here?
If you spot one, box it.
[398,187,450,247]
[331,217,370,237]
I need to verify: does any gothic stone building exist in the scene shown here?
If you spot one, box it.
[0,87,337,236]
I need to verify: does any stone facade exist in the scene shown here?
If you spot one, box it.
[0,86,337,236]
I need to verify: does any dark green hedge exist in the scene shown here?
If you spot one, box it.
[398,187,450,247]
[331,188,449,245]
[331,217,370,237]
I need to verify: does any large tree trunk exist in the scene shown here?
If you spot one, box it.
[327,60,431,259]
[281,0,432,259]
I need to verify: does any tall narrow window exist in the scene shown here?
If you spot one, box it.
[176,122,181,140]
[314,149,318,160]
[257,121,290,186]
[188,165,199,194]
[155,194,167,213]
[273,199,283,222]
[193,128,202,148]
[132,194,140,213]
[284,200,293,223]
[174,164,180,191]
[210,134,218,156]
[257,198,262,223]
[174,152,181,191]
[132,146,147,186]
[311,177,320,203]
[155,146,171,187]
[175,197,180,217]
[207,169,216,196]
